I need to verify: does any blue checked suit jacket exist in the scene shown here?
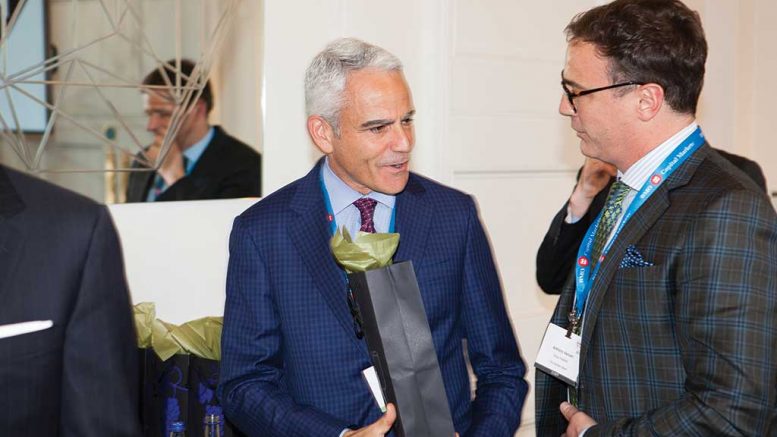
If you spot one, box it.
[218,160,528,437]
[535,145,777,435]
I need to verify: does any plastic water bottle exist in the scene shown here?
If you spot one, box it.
[203,413,223,437]
[168,421,186,437]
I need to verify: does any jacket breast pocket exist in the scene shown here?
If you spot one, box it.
[0,324,62,363]
[609,264,675,321]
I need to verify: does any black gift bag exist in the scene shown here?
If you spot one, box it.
[138,349,245,437]
[139,350,190,437]
[348,261,456,437]
[187,356,246,437]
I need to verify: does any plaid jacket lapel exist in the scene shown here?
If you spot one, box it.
[577,145,709,378]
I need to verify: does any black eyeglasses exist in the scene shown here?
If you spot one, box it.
[561,71,644,113]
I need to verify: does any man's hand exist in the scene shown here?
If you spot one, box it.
[146,139,186,187]
[560,401,596,437]
[343,403,397,436]
[568,158,617,219]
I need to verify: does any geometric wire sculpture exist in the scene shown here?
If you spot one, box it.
[0,0,238,173]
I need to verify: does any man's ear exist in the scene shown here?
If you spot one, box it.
[636,83,664,122]
[181,99,207,123]
[308,115,335,154]
[195,99,209,119]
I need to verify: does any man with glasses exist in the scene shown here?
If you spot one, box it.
[534,1,777,436]
[538,68,766,295]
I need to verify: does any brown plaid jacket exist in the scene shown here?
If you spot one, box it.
[535,145,777,436]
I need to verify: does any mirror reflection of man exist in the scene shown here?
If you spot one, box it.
[125,59,261,202]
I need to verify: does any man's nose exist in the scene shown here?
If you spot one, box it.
[391,124,414,152]
[146,114,158,132]
[559,94,575,116]
[147,113,167,132]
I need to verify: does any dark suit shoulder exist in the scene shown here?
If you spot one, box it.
[208,127,261,164]
[692,148,766,198]
[157,126,262,200]
[709,148,767,192]
[664,148,770,223]
[236,173,305,223]
[406,172,473,204]
[2,166,105,266]
[4,166,101,217]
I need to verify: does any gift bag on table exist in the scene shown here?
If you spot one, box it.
[134,303,245,437]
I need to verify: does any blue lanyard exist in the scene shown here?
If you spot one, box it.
[570,127,705,328]
[319,172,396,236]
[320,170,397,340]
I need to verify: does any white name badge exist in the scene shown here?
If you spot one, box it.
[362,366,387,412]
[534,323,581,387]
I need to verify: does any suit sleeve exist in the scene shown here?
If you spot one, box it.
[162,163,261,201]
[589,189,777,436]
[160,148,261,201]
[460,197,529,437]
[217,216,349,437]
[213,152,262,199]
[60,207,141,436]
[536,188,608,295]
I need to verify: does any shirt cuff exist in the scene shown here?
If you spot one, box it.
[339,429,352,437]
[565,204,583,224]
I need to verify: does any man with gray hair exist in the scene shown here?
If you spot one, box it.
[218,37,527,436]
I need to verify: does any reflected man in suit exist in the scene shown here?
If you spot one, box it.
[126,59,261,202]
[534,0,777,435]
[0,164,140,436]
[218,38,528,437]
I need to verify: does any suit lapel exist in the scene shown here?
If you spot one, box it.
[185,126,224,177]
[287,161,365,351]
[393,174,433,268]
[128,167,154,202]
[0,167,27,296]
[156,128,223,201]
[578,146,709,362]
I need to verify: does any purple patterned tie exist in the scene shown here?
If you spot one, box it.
[353,198,378,233]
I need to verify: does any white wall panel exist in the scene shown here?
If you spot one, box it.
[453,174,572,313]
[454,172,576,434]
[262,2,343,193]
[447,1,590,433]
[211,0,263,151]
[451,57,562,116]
[752,0,777,197]
[696,1,740,152]
[454,0,593,60]
[450,115,580,172]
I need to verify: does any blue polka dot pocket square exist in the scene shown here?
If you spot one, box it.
[619,244,654,268]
